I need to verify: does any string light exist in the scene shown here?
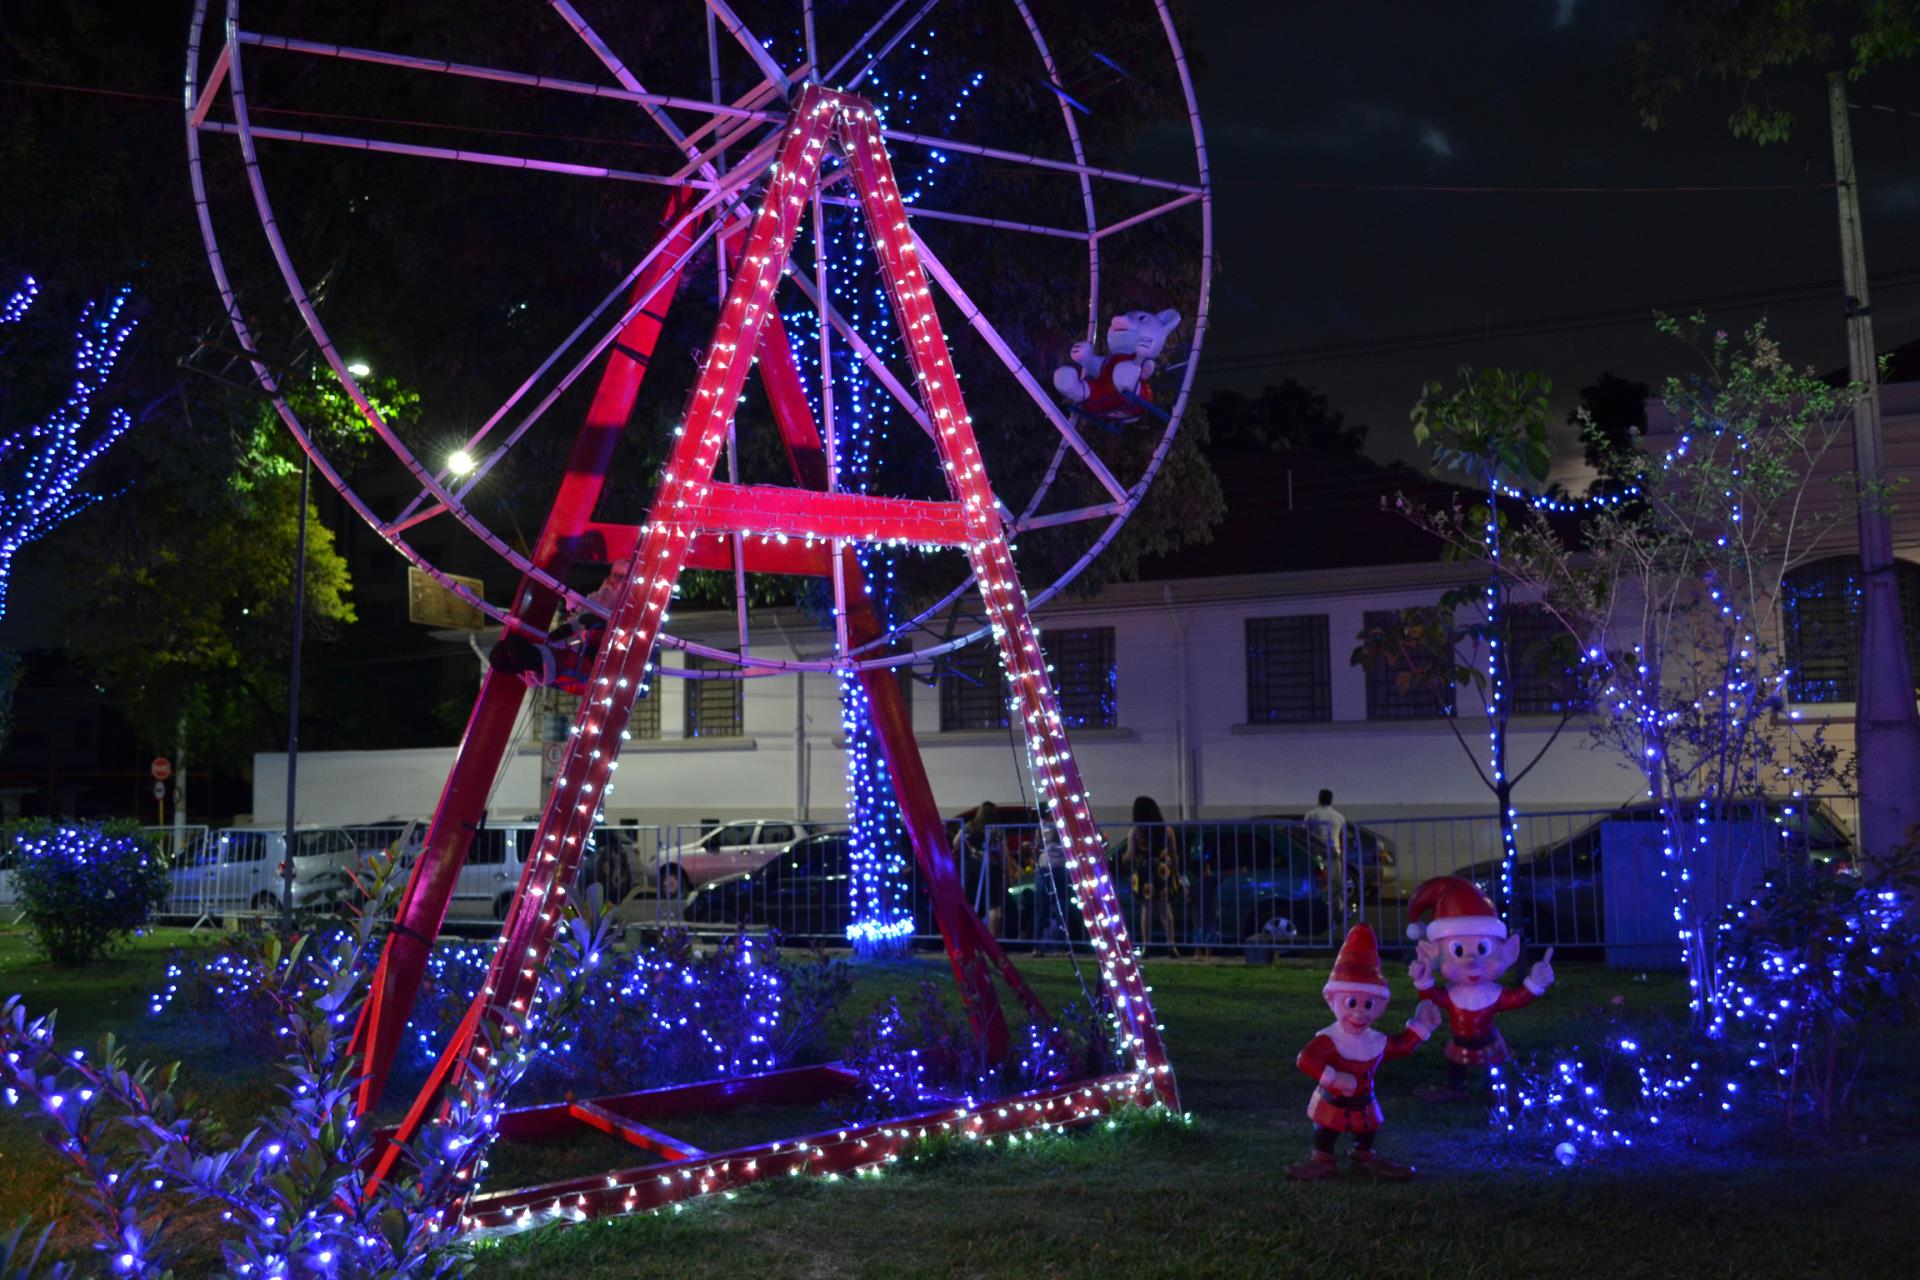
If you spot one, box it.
[0,276,140,619]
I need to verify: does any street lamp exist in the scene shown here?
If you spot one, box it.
[447,449,477,477]
[346,360,371,378]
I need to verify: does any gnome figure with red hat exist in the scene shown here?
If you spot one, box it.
[1404,875,1556,1103]
[1288,924,1442,1181]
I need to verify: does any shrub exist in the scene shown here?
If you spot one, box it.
[1,846,609,1276]
[408,929,853,1098]
[842,981,1115,1121]
[5,819,169,965]
[1716,845,1920,1132]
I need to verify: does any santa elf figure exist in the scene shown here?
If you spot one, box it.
[1404,875,1557,1104]
[1288,924,1441,1182]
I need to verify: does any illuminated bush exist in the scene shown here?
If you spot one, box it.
[5,819,168,965]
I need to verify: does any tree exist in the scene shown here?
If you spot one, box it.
[1464,320,1859,1028]
[1383,367,1556,906]
[0,276,142,620]
[1204,380,1370,458]
[54,377,378,775]
[1627,1,1920,144]
[1575,371,1651,495]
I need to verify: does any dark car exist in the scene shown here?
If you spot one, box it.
[1191,822,1338,944]
[1253,813,1398,902]
[1458,799,1856,947]
[682,830,866,941]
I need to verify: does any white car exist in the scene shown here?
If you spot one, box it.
[165,826,373,918]
[390,820,628,927]
[653,819,811,897]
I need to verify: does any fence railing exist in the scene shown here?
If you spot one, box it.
[98,796,1853,959]
[634,798,1855,962]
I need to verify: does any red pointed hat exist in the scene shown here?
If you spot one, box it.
[1405,875,1506,942]
[1324,924,1391,999]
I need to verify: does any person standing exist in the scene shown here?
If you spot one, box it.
[1031,835,1070,955]
[1125,795,1182,958]
[1304,789,1350,924]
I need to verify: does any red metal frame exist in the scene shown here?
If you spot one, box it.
[349,187,699,1115]
[358,87,1175,1218]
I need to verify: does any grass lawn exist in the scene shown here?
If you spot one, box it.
[5,926,1919,1278]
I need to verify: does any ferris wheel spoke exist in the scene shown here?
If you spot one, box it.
[784,268,936,442]
[818,194,1085,241]
[1015,439,1070,522]
[380,143,775,532]
[819,0,914,85]
[233,29,781,133]
[908,232,1129,504]
[1095,190,1203,239]
[881,125,1202,196]
[1013,502,1128,533]
[842,0,944,91]
[701,0,793,96]
[193,120,730,190]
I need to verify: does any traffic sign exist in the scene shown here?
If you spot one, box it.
[151,757,173,781]
[152,781,167,799]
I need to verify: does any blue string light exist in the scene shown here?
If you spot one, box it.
[782,46,982,957]
[0,276,140,619]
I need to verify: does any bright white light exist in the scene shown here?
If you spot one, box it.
[346,360,371,378]
[447,449,476,477]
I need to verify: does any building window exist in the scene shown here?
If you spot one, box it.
[1245,615,1331,723]
[1048,627,1118,728]
[1782,556,1920,703]
[1506,604,1582,715]
[1364,609,1453,720]
[938,627,1118,731]
[630,683,661,740]
[684,652,743,737]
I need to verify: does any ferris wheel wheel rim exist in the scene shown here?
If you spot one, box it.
[183,0,1212,676]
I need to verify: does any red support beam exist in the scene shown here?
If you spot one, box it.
[565,1101,708,1161]
[351,188,701,1117]
[369,97,843,1194]
[462,1071,1153,1231]
[743,257,1047,1062]
[689,482,971,546]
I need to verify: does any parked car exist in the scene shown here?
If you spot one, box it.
[681,830,862,940]
[387,819,627,928]
[1253,813,1399,901]
[164,826,377,918]
[1187,822,1342,944]
[653,819,811,898]
[1458,799,1856,947]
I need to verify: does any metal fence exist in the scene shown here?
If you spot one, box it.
[632,797,1858,962]
[88,795,1855,958]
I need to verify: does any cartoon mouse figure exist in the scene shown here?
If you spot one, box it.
[1052,309,1181,422]
[1404,875,1556,1103]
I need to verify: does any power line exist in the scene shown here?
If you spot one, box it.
[1202,267,1920,375]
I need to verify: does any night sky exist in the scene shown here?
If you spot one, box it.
[1181,0,1920,480]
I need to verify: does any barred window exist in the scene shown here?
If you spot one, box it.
[1506,604,1582,714]
[939,627,1117,731]
[1364,609,1453,720]
[630,682,661,740]
[684,652,743,737]
[1245,615,1331,723]
[1047,627,1118,728]
[1782,556,1920,703]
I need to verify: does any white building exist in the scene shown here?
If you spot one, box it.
[256,381,1920,834]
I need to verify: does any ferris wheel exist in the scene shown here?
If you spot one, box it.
[186,0,1209,1227]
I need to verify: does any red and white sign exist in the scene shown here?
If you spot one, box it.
[150,757,173,781]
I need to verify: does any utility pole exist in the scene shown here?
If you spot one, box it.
[1828,72,1920,869]
[281,451,310,929]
